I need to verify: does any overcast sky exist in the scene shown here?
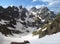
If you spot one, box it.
[0,0,60,13]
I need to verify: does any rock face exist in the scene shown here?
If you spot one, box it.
[11,41,30,44]
[33,13,60,38]
[0,6,56,36]
[30,6,55,20]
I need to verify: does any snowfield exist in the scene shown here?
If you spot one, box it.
[0,32,60,44]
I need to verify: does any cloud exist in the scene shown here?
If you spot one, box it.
[32,0,37,2]
[42,0,55,3]
[47,1,60,7]
[41,0,60,7]
[26,5,33,10]
[46,0,60,13]
[32,0,41,2]
[41,0,60,13]
[26,4,45,10]
[31,0,60,13]
[42,0,60,3]
[35,4,45,8]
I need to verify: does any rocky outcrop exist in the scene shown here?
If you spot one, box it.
[11,41,30,44]
[33,13,60,38]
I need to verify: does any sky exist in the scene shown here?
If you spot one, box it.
[0,0,60,13]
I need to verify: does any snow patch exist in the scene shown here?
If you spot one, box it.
[42,28,47,31]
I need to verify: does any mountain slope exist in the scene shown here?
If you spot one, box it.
[33,13,60,38]
[0,6,56,36]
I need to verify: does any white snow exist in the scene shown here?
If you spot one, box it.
[15,22,23,30]
[0,20,9,25]
[32,12,37,15]
[41,19,45,22]
[42,28,47,31]
[49,22,51,24]
[0,32,60,44]
[37,28,41,31]
[7,27,15,30]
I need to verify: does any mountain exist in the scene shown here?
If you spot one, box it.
[30,6,55,20]
[0,6,56,36]
[33,13,60,38]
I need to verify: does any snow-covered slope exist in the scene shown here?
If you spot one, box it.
[0,32,60,44]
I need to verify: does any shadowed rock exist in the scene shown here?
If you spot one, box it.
[11,41,30,44]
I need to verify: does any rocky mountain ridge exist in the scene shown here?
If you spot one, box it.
[0,6,55,36]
